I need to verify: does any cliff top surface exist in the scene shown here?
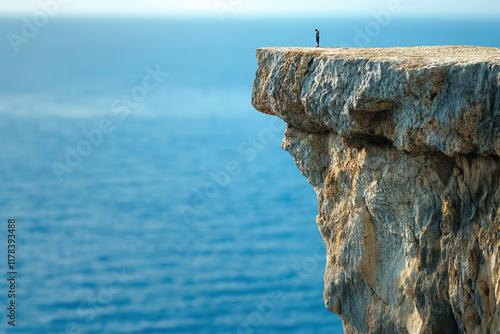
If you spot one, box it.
[252,45,500,157]
[257,45,500,68]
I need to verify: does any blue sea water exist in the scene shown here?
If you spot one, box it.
[0,15,499,334]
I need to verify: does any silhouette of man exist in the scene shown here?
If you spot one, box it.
[315,29,320,47]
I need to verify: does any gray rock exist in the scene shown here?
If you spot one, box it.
[252,46,500,334]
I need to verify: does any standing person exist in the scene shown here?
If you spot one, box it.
[315,29,320,47]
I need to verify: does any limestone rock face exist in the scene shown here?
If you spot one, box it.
[251,46,500,334]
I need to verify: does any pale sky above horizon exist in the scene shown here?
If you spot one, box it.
[0,0,498,16]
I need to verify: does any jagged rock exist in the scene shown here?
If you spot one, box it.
[251,46,500,334]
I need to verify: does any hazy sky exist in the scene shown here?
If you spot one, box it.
[1,0,498,16]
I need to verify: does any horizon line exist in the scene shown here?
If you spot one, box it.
[0,11,498,19]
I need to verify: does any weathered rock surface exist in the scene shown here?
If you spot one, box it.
[251,46,500,334]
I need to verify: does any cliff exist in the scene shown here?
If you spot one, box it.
[251,46,500,334]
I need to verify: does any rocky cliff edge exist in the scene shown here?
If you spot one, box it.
[251,46,500,334]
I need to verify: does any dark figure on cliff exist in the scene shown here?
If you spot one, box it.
[315,29,320,47]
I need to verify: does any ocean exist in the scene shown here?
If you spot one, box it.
[0,15,499,334]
